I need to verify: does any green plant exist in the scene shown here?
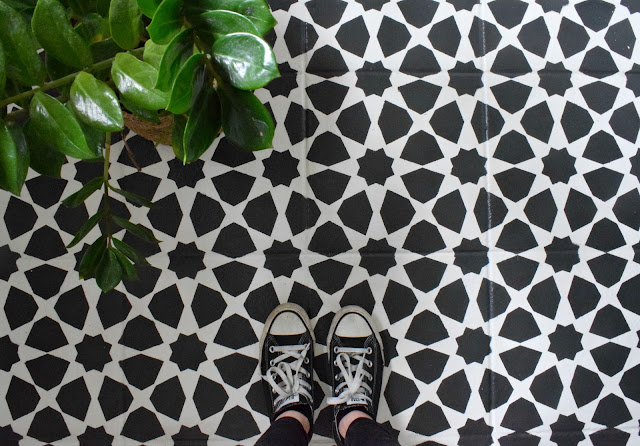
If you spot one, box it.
[0,0,279,291]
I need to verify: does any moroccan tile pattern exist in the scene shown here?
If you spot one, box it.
[1,0,640,444]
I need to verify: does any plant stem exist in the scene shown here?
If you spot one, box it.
[103,133,112,245]
[193,34,223,86]
[122,132,141,171]
[0,47,145,110]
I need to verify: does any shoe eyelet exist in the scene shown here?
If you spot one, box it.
[367,360,372,367]
[333,346,340,354]
[269,346,275,353]
[335,374,340,380]
[366,347,372,354]
[270,360,275,366]
[333,360,338,366]
[304,357,309,364]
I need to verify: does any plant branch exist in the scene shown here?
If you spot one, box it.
[193,34,223,87]
[0,47,145,110]
[122,132,141,171]
[103,133,112,243]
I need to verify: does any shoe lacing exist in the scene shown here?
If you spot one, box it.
[327,346,373,406]
[265,343,312,407]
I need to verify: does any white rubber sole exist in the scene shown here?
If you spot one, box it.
[259,303,315,366]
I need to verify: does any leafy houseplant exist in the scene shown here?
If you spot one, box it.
[0,0,280,292]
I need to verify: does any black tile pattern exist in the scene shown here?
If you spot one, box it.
[1,0,640,444]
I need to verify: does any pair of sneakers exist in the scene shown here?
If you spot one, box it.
[259,303,384,445]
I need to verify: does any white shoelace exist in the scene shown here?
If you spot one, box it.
[327,346,373,406]
[264,343,312,409]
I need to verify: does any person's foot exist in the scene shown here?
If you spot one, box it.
[260,303,315,430]
[327,306,384,445]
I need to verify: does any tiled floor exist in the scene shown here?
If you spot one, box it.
[1,0,640,444]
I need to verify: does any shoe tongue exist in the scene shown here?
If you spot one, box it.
[274,393,301,412]
[274,334,305,346]
[347,397,368,406]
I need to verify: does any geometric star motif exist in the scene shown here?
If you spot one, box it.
[168,242,206,279]
[537,0,568,13]
[456,327,491,364]
[356,61,392,96]
[75,335,112,372]
[458,418,493,446]
[549,324,583,361]
[264,240,302,278]
[545,236,580,272]
[170,334,208,371]
[263,150,300,187]
[542,148,576,184]
[448,61,483,96]
[454,238,489,274]
[357,149,394,186]
[451,148,487,185]
[359,238,396,276]
[551,414,585,446]
[539,62,572,96]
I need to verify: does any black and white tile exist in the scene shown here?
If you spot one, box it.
[1,0,640,444]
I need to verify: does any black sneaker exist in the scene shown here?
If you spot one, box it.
[327,306,384,445]
[259,303,315,424]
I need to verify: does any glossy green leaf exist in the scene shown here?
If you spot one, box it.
[32,0,93,69]
[75,13,110,43]
[183,85,221,163]
[143,39,167,69]
[155,28,193,91]
[75,114,106,157]
[62,176,103,207]
[5,125,30,195]
[70,72,124,132]
[186,0,276,36]
[96,248,123,292]
[194,10,259,46]
[171,113,187,160]
[29,92,98,160]
[219,85,273,151]
[0,1,45,86]
[120,95,161,124]
[0,41,6,93]
[136,0,161,17]
[109,0,143,49]
[78,235,107,279]
[113,215,160,243]
[213,32,279,91]
[24,119,67,177]
[113,248,138,279]
[109,184,154,207]
[66,209,105,248]
[147,0,183,44]
[113,237,149,265]
[65,100,106,156]
[0,120,29,195]
[111,52,169,110]
[166,53,205,114]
